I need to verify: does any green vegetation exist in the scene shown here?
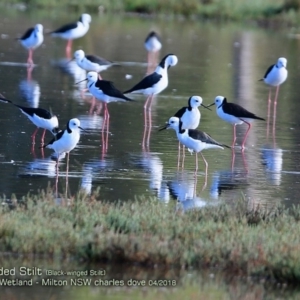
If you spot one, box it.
[1,189,300,283]
[2,0,300,24]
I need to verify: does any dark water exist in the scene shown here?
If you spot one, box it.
[1,8,300,298]
[0,13,299,212]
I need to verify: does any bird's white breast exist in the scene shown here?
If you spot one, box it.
[264,67,288,87]
[216,107,243,125]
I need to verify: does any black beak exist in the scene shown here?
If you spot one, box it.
[158,123,170,131]
[79,126,86,132]
[52,127,60,134]
[206,102,216,108]
[201,103,212,111]
[75,78,87,85]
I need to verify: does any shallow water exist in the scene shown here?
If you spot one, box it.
[1,7,300,299]
[0,12,299,212]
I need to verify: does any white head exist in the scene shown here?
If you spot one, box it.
[188,96,203,108]
[86,71,98,83]
[276,57,287,68]
[158,54,178,69]
[74,50,85,61]
[35,24,43,33]
[166,116,180,130]
[214,95,226,107]
[67,118,83,131]
[80,14,92,24]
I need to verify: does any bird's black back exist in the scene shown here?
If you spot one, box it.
[19,27,34,40]
[95,80,133,101]
[188,129,224,146]
[86,55,112,65]
[263,64,275,79]
[174,107,188,119]
[16,105,53,119]
[42,129,65,148]
[222,102,265,120]
[51,22,77,34]
[123,72,162,93]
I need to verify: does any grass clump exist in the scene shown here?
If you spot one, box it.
[1,190,300,282]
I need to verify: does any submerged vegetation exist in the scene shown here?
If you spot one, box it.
[1,189,300,283]
[2,0,300,24]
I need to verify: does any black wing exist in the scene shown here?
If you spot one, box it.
[95,80,133,101]
[16,105,53,119]
[42,129,65,148]
[223,103,265,120]
[263,64,275,79]
[19,27,34,40]
[174,107,188,119]
[86,55,112,66]
[123,72,162,93]
[51,22,78,34]
[188,129,230,148]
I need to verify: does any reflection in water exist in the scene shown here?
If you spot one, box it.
[131,151,170,202]
[52,58,87,103]
[144,31,162,74]
[18,155,64,178]
[210,170,249,199]
[261,145,283,186]
[19,78,40,108]
[168,171,218,211]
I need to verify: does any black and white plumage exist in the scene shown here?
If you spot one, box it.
[50,14,91,56]
[161,116,228,177]
[260,57,288,105]
[160,96,211,167]
[0,96,59,142]
[82,71,133,104]
[17,24,44,65]
[73,50,116,75]
[123,54,178,96]
[144,31,162,53]
[260,57,288,87]
[173,96,211,130]
[208,96,265,149]
[42,118,83,156]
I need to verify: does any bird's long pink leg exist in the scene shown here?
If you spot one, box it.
[55,155,59,198]
[231,147,236,171]
[41,129,46,145]
[181,145,185,169]
[142,95,151,149]
[194,153,198,176]
[177,142,181,169]
[31,127,39,144]
[98,73,103,80]
[271,85,280,144]
[241,121,252,151]
[146,95,154,147]
[27,65,33,81]
[66,40,72,59]
[273,85,280,106]
[101,119,106,160]
[66,152,70,186]
[27,49,33,66]
[105,103,110,152]
[200,152,208,189]
[232,124,237,148]
[266,88,272,141]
